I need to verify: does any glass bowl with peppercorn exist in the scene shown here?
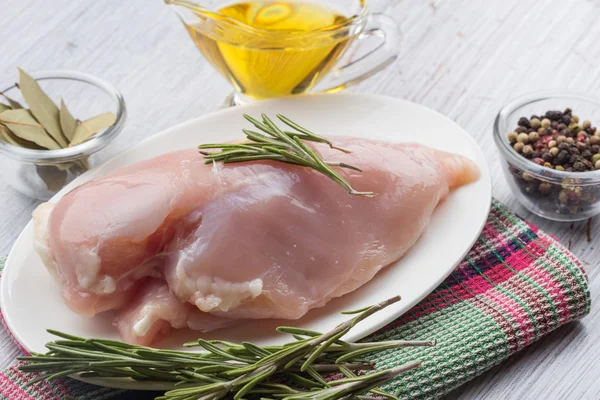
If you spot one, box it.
[494,90,600,222]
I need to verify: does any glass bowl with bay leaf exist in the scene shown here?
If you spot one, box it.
[0,69,126,200]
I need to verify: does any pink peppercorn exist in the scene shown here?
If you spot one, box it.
[569,192,579,201]
[532,158,545,165]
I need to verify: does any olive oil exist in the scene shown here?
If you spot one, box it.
[185,1,353,99]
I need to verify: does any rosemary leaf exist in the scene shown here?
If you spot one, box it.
[234,366,277,400]
[242,129,285,146]
[221,154,301,165]
[195,339,254,363]
[276,114,333,147]
[287,372,324,389]
[340,305,372,315]
[242,342,272,357]
[305,365,330,387]
[301,330,348,372]
[335,340,435,364]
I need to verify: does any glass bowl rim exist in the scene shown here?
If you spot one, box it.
[165,0,369,41]
[0,69,126,163]
[494,89,600,185]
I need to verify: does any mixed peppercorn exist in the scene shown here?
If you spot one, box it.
[506,108,600,217]
[508,108,600,171]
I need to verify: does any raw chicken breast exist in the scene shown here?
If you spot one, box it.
[33,138,479,345]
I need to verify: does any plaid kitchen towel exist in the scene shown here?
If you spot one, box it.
[0,199,591,400]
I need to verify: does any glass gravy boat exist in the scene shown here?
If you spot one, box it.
[165,0,400,105]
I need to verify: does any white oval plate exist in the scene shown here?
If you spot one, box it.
[1,93,491,390]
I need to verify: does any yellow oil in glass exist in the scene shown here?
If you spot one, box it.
[185,1,353,99]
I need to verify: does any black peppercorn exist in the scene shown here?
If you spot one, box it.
[518,117,532,128]
[542,152,553,162]
[557,150,569,164]
[515,127,527,133]
[546,110,563,121]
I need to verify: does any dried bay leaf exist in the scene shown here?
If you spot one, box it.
[37,161,74,171]
[69,112,117,146]
[59,99,77,141]
[0,109,61,150]
[39,157,88,171]
[0,123,43,149]
[0,91,23,109]
[77,156,89,170]
[0,125,11,143]
[0,124,20,146]
[35,164,67,191]
[0,103,10,113]
[18,68,69,147]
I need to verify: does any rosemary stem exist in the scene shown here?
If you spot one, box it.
[199,113,373,196]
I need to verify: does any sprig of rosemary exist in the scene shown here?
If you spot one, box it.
[19,296,434,400]
[198,113,376,197]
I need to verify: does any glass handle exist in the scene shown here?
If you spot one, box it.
[317,13,401,93]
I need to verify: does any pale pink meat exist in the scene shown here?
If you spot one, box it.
[33,138,479,345]
[114,278,235,345]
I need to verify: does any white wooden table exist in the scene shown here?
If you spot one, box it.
[1,0,598,398]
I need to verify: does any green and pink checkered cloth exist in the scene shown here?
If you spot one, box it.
[0,200,591,400]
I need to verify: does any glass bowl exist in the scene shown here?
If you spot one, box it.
[494,90,600,222]
[0,70,126,200]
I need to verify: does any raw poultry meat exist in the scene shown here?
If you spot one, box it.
[33,138,479,345]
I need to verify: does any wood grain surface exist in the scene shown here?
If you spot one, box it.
[0,0,598,398]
